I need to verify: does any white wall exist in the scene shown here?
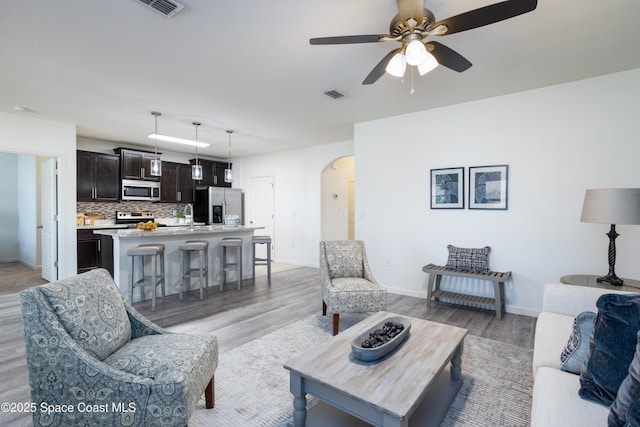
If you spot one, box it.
[355,68,640,316]
[0,153,19,262]
[234,140,354,266]
[0,112,77,279]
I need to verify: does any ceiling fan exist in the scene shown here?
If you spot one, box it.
[310,0,538,85]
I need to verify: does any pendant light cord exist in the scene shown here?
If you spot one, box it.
[151,111,161,159]
[226,130,233,169]
[194,122,200,165]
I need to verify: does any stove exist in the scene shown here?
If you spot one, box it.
[115,211,159,228]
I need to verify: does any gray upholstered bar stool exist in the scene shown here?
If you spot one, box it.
[179,240,209,300]
[219,237,243,291]
[252,235,272,286]
[127,243,165,312]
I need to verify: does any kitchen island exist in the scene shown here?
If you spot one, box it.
[95,225,263,303]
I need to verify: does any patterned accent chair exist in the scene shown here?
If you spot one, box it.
[20,268,218,427]
[319,240,387,335]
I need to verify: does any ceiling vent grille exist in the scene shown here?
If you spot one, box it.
[323,89,345,100]
[136,0,184,18]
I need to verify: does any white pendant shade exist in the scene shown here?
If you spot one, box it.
[417,51,438,75]
[192,164,203,180]
[386,52,407,77]
[405,39,427,66]
[224,168,232,183]
[150,158,162,176]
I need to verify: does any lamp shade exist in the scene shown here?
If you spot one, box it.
[580,188,640,225]
[405,39,427,66]
[385,52,406,77]
[417,51,438,75]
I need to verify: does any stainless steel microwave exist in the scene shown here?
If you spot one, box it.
[121,179,161,201]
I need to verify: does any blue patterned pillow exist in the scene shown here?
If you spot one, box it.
[560,311,596,374]
[446,245,490,272]
[609,332,640,426]
[38,269,131,360]
[579,293,640,406]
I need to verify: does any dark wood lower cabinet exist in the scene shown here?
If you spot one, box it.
[77,229,115,276]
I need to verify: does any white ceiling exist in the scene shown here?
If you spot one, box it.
[1,0,640,159]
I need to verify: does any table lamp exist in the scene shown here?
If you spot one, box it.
[580,188,640,285]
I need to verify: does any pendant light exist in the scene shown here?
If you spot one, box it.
[225,130,233,183]
[191,122,203,180]
[150,111,162,176]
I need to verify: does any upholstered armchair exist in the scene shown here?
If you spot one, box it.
[319,240,387,335]
[20,268,217,427]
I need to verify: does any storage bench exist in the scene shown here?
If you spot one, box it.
[422,263,511,320]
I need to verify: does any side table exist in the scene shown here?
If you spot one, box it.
[560,274,640,291]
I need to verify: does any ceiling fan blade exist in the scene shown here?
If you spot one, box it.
[428,42,472,72]
[362,49,402,85]
[397,0,424,22]
[310,35,385,45]
[432,0,537,36]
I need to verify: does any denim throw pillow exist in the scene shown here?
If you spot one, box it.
[560,311,596,374]
[579,293,640,406]
[446,245,490,272]
[609,332,640,427]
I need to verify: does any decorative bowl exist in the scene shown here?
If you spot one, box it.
[351,316,411,362]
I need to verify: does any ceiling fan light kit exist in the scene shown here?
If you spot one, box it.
[310,0,538,86]
[405,39,427,66]
[417,51,438,75]
[386,52,407,77]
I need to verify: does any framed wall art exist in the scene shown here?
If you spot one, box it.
[469,165,508,210]
[430,167,464,209]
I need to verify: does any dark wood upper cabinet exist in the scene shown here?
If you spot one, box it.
[77,151,120,202]
[189,158,232,188]
[114,147,160,181]
[159,161,195,203]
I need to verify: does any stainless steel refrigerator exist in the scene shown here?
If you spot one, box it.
[194,186,244,225]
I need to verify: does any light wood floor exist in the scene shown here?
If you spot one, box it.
[0,264,536,427]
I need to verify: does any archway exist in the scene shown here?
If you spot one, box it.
[320,156,355,240]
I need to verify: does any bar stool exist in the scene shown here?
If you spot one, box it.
[127,243,165,312]
[179,240,209,300]
[252,235,272,286]
[219,237,243,291]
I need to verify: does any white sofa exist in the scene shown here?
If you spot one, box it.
[531,282,632,427]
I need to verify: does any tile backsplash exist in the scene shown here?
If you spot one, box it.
[77,201,191,219]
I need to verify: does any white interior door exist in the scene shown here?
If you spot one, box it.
[249,176,275,259]
[41,158,58,281]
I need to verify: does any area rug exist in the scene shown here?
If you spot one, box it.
[187,313,533,427]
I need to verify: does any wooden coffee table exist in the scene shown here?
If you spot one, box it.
[284,311,468,427]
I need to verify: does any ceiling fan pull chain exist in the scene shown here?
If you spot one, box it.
[410,66,415,95]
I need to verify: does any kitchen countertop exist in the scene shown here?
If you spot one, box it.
[94,224,262,239]
[77,218,204,230]
[77,224,129,230]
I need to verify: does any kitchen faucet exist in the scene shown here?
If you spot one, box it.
[184,203,194,228]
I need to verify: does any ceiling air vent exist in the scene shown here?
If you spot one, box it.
[323,89,345,100]
[136,0,184,18]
